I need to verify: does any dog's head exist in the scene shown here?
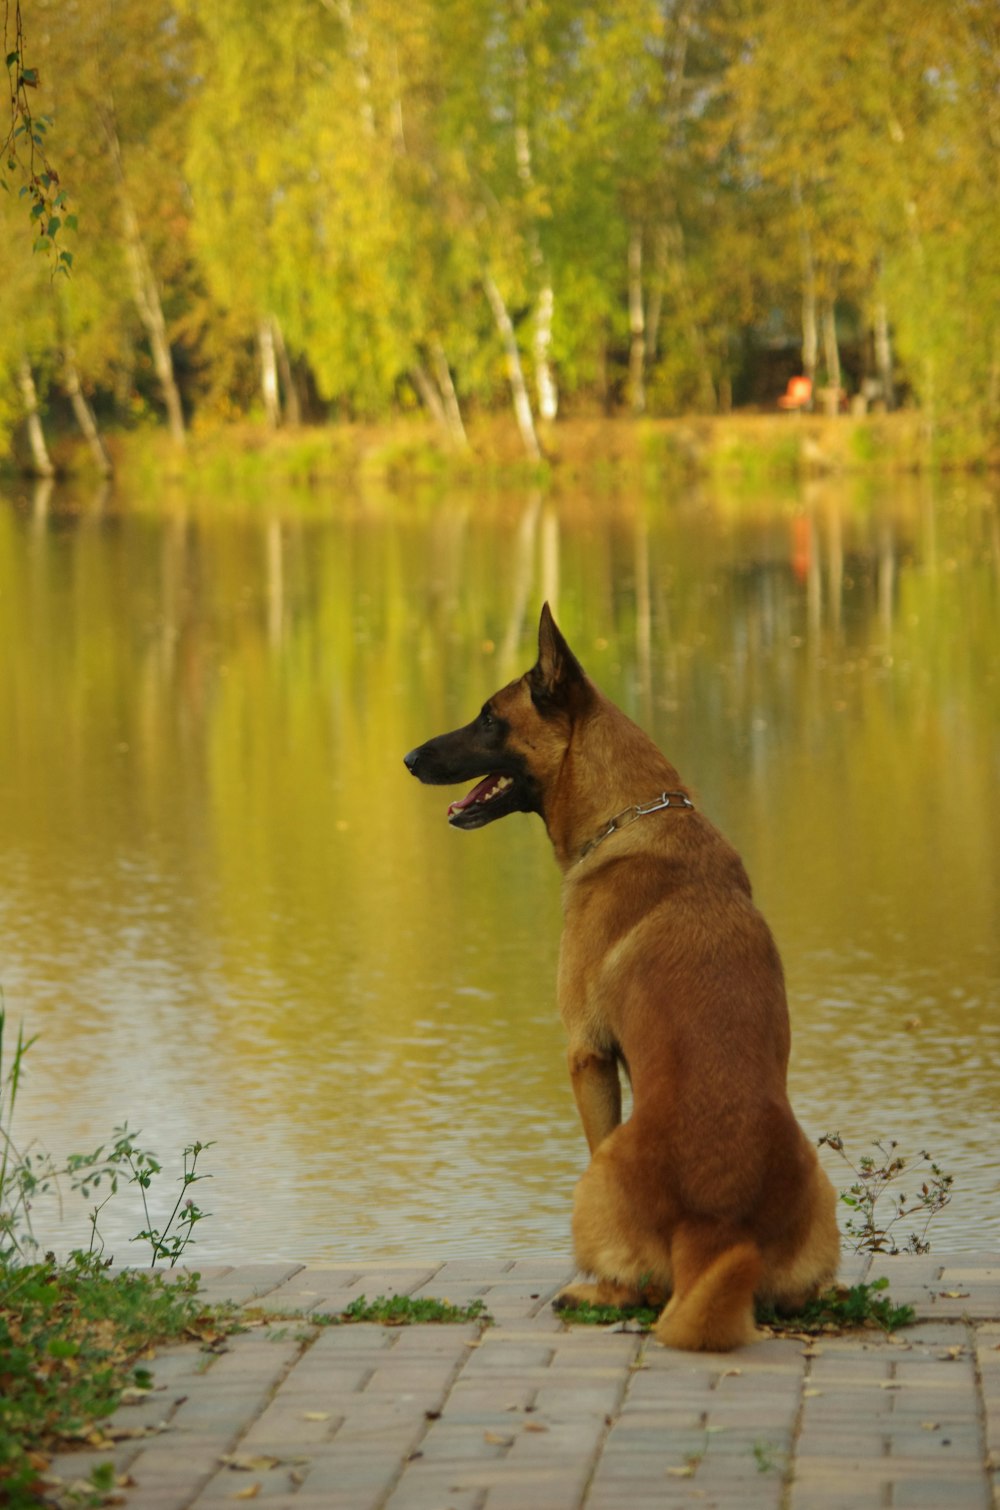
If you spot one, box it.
[403,603,592,829]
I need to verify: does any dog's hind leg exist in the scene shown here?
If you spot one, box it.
[760,1161,841,1315]
[653,1224,763,1352]
[554,1130,672,1313]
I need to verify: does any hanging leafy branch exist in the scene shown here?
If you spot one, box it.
[3,0,75,271]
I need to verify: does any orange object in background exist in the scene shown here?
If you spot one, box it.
[778,375,812,409]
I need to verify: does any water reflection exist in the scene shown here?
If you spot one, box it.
[1,472,997,1263]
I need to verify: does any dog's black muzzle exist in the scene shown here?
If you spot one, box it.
[402,745,424,777]
[404,724,538,828]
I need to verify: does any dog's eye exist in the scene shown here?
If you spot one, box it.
[480,706,495,728]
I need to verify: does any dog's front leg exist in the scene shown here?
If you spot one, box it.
[567,1045,621,1154]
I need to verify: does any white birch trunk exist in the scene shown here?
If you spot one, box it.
[120,194,187,446]
[272,316,301,426]
[800,248,818,391]
[483,271,541,462]
[646,226,667,364]
[412,353,468,451]
[101,108,186,447]
[873,292,895,410]
[431,342,468,449]
[793,177,818,394]
[627,228,646,415]
[62,345,113,474]
[259,317,281,428]
[17,358,55,477]
[534,284,558,422]
[512,21,558,425]
[411,360,451,437]
[821,300,842,413]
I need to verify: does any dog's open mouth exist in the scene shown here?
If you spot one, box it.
[405,736,538,828]
[447,774,514,823]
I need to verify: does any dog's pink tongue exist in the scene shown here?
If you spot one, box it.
[447,775,501,815]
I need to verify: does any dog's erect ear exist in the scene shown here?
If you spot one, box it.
[530,602,589,707]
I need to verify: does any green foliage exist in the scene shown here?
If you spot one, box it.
[2,0,999,457]
[331,1293,490,1326]
[1,1003,213,1269]
[2,2,76,275]
[0,1003,234,1503]
[770,1277,915,1335]
[752,1440,783,1473]
[562,1278,914,1338]
[819,1134,954,1255]
[556,1299,660,1330]
[0,1253,243,1507]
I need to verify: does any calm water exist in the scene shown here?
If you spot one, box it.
[2,471,998,1265]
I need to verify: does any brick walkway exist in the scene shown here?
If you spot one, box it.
[45,1252,1000,1509]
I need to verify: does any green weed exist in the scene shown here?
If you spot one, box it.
[556,1299,660,1330]
[819,1133,953,1255]
[1,1003,232,1504]
[760,1276,915,1336]
[0,1253,242,1507]
[1,1002,212,1268]
[563,1277,913,1338]
[752,1439,783,1473]
[329,1293,490,1326]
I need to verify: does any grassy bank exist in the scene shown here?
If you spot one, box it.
[7,408,995,498]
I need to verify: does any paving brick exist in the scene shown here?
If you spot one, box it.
[282,1445,410,1495]
[383,1474,485,1510]
[889,1483,990,1509]
[193,1262,306,1306]
[337,1265,445,1296]
[795,1427,889,1455]
[491,1308,566,1333]
[57,1254,999,1510]
[792,1451,983,1481]
[412,1459,594,1502]
[423,1257,515,1281]
[464,1333,557,1362]
[443,1385,538,1417]
[268,1496,386,1510]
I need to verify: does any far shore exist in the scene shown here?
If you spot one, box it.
[5,408,998,494]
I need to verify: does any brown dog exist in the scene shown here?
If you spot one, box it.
[404,604,839,1350]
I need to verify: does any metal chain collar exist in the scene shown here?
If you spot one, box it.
[577,790,694,863]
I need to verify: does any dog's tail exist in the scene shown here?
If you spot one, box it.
[654,1228,762,1352]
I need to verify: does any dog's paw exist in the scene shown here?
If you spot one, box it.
[552,1283,598,1312]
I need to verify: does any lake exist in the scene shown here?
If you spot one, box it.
[2,467,998,1266]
